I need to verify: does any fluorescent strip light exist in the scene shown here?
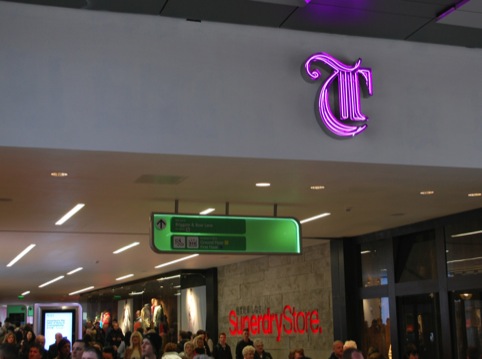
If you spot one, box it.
[129,291,145,296]
[116,274,134,281]
[21,291,30,296]
[300,212,331,224]
[200,208,215,215]
[39,275,65,288]
[155,254,199,269]
[55,203,85,225]
[69,286,94,296]
[157,275,181,281]
[6,244,36,267]
[447,256,482,264]
[174,292,181,296]
[360,250,371,254]
[256,182,271,187]
[67,267,83,275]
[113,242,140,254]
[451,230,482,238]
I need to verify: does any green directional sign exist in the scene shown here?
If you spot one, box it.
[150,213,301,254]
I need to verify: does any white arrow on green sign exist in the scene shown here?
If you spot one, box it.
[150,213,301,254]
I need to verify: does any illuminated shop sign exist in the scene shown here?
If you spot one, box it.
[302,52,373,139]
[151,213,301,254]
[228,305,322,342]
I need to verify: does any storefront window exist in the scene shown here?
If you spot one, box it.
[361,298,391,359]
[361,241,388,287]
[397,293,441,359]
[394,230,437,283]
[446,223,482,277]
[451,290,482,359]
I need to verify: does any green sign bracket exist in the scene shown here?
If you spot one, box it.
[150,213,301,254]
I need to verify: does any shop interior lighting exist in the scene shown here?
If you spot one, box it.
[39,275,65,288]
[420,190,434,195]
[116,274,134,281]
[200,208,215,215]
[447,256,482,264]
[157,274,181,281]
[155,254,199,269]
[113,242,140,254]
[468,193,481,197]
[69,286,94,296]
[129,290,145,296]
[6,244,36,267]
[21,291,30,296]
[67,267,83,275]
[310,185,325,190]
[174,292,181,296]
[256,182,271,187]
[360,250,371,254]
[55,203,85,225]
[300,212,331,224]
[451,229,482,238]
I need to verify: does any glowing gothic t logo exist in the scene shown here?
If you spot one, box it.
[302,53,373,139]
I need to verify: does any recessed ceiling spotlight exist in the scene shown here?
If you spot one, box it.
[50,172,68,177]
[256,182,271,187]
[468,193,481,197]
[420,190,435,195]
[310,185,325,190]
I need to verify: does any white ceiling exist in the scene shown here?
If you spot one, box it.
[1,146,481,303]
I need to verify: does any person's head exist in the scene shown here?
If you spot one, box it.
[242,329,249,342]
[343,341,357,351]
[82,347,102,359]
[343,349,364,359]
[194,335,204,349]
[218,333,226,345]
[26,330,35,342]
[242,345,255,359]
[102,347,116,359]
[72,340,86,359]
[142,333,161,358]
[130,331,143,347]
[292,349,305,359]
[35,335,46,349]
[184,341,194,356]
[164,343,178,353]
[28,344,42,359]
[332,340,344,358]
[253,339,264,354]
[4,332,16,344]
[58,339,71,359]
[112,320,119,331]
[55,333,63,344]
[403,347,419,359]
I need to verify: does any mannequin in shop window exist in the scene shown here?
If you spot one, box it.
[151,299,165,333]
[141,305,151,332]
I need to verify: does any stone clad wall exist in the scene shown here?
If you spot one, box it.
[217,241,333,359]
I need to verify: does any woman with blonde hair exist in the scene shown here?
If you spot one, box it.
[242,346,255,359]
[125,331,143,359]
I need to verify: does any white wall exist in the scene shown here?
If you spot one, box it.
[1,2,481,168]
